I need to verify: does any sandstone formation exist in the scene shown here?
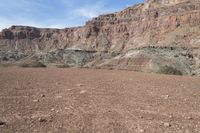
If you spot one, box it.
[1,0,200,76]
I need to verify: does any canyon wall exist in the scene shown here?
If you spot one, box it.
[1,0,200,75]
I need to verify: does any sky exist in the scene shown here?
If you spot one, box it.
[0,0,144,30]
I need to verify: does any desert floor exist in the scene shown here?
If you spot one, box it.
[0,67,200,133]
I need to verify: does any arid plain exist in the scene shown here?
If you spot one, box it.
[0,67,200,133]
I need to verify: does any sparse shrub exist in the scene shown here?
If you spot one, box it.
[0,63,12,67]
[94,66,101,69]
[158,65,183,75]
[20,61,46,68]
[108,67,114,70]
[56,64,70,68]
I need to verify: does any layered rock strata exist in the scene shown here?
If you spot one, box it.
[1,0,200,75]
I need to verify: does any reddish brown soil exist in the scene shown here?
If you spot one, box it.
[0,67,200,133]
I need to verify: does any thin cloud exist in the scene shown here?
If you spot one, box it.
[73,1,105,18]
[73,1,118,19]
[0,0,142,30]
[75,8,98,18]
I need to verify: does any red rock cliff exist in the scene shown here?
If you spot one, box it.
[1,0,200,52]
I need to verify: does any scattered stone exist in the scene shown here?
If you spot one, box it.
[80,90,86,94]
[164,95,169,99]
[17,101,21,104]
[139,129,145,133]
[76,84,85,87]
[187,116,193,120]
[169,115,173,119]
[164,122,171,127]
[33,99,39,102]
[56,110,60,113]
[56,82,60,86]
[0,121,6,126]
[39,118,47,123]
[65,107,69,110]
[139,116,144,119]
[184,98,188,102]
[41,94,46,98]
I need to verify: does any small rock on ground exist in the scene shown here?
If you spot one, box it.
[0,121,6,126]
[80,90,86,94]
[33,99,39,102]
[76,84,85,87]
[41,94,46,98]
[39,118,47,123]
[139,129,145,133]
[164,122,171,127]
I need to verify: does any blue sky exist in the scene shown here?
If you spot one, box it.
[0,0,144,30]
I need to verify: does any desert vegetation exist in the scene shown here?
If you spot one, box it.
[20,61,46,68]
[158,65,183,75]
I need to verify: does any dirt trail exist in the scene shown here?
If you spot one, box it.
[0,67,200,133]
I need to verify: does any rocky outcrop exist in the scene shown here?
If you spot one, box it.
[1,0,200,76]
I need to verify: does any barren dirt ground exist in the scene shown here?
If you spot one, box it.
[0,67,200,133]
